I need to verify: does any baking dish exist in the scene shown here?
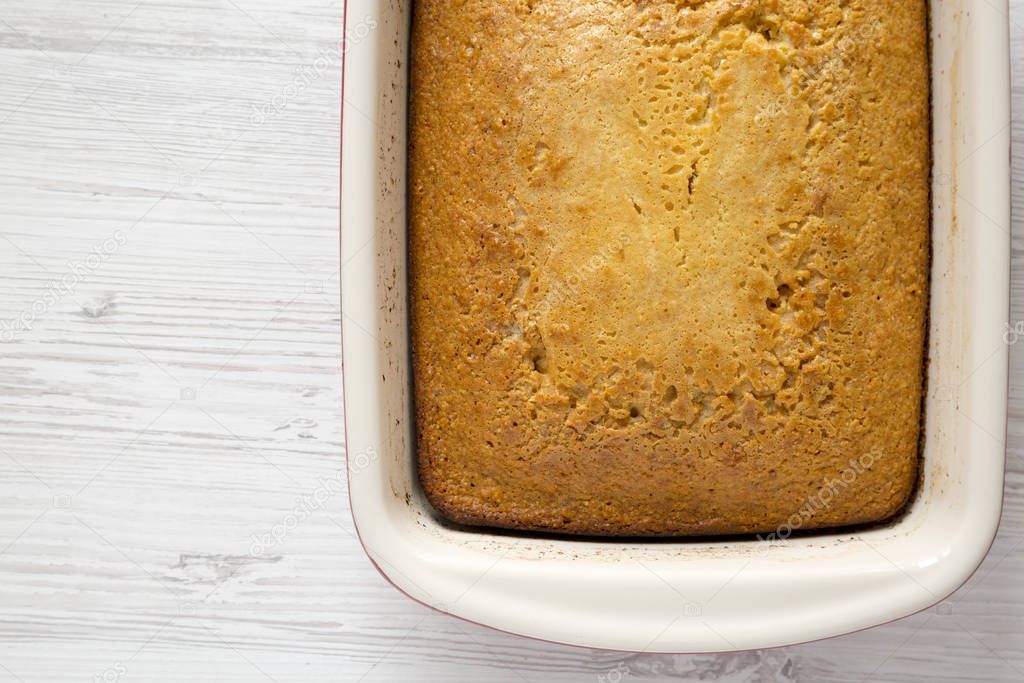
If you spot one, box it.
[341,0,1010,652]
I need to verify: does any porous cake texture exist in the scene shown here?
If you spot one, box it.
[410,0,929,536]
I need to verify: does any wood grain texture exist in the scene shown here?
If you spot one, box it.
[0,0,1020,680]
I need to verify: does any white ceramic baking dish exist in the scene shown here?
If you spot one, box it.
[341,0,1010,652]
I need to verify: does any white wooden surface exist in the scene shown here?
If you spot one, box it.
[0,0,1020,680]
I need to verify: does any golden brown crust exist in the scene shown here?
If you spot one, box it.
[410,0,929,536]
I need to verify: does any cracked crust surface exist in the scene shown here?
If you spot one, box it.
[409,0,929,536]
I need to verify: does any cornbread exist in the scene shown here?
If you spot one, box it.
[410,0,929,536]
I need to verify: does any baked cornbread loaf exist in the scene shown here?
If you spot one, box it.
[410,0,929,536]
